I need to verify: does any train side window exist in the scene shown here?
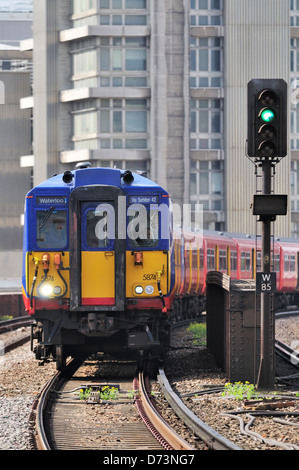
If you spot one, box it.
[207,248,215,270]
[219,249,226,271]
[256,252,261,272]
[230,250,237,271]
[246,252,251,271]
[273,253,280,272]
[241,251,250,271]
[200,247,204,269]
[284,254,289,271]
[290,254,296,272]
[241,251,245,271]
[36,210,67,249]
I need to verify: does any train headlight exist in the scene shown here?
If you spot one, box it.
[134,285,144,295]
[145,285,154,295]
[40,284,53,297]
[53,286,62,295]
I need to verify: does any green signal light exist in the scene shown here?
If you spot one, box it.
[260,108,275,123]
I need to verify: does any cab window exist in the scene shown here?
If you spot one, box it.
[128,207,159,247]
[86,208,113,249]
[36,209,67,249]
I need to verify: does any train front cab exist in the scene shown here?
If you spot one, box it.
[24,174,174,368]
[68,183,172,361]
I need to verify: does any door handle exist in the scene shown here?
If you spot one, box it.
[104,251,114,259]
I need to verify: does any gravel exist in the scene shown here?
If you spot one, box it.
[159,318,299,451]
[0,316,298,451]
[0,341,56,450]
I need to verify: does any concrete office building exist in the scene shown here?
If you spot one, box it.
[0,0,32,278]
[20,1,299,239]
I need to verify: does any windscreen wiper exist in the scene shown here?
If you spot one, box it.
[39,206,55,232]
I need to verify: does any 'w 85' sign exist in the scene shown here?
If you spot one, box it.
[256,272,276,293]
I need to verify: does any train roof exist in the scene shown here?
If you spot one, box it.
[203,230,299,247]
[26,163,168,196]
[203,230,256,241]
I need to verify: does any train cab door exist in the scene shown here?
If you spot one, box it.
[80,201,116,307]
[69,186,125,311]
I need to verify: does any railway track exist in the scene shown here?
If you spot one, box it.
[30,359,192,450]
[0,315,32,334]
[1,309,298,450]
[29,357,244,451]
[0,316,32,354]
[157,368,242,450]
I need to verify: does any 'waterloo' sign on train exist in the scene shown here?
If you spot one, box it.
[36,196,67,205]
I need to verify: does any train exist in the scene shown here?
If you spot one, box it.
[22,163,299,370]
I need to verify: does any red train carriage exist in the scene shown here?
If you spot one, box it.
[204,231,239,281]
[275,239,299,306]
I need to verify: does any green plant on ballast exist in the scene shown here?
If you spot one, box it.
[222,381,257,401]
[0,315,13,322]
[187,322,206,346]
[100,386,119,401]
[78,387,91,400]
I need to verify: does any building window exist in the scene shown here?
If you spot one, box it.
[97,160,149,176]
[190,0,223,26]
[71,37,149,88]
[73,0,97,14]
[72,0,148,26]
[190,99,223,149]
[291,0,299,25]
[190,160,224,214]
[100,0,147,8]
[190,37,223,88]
[99,0,148,25]
[99,98,148,149]
[291,221,299,237]
[290,37,299,150]
[71,98,149,150]
[73,49,97,76]
[99,37,149,87]
[290,161,299,215]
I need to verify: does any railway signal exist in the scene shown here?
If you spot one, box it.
[248,78,288,390]
[247,79,287,161]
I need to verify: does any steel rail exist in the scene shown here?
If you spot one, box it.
[4,334,31,353]
[275,339,299,368]
[0,316,32,334]
[34,359,78,450]
[138,372,195,451]
[34,369,63,450]
[157,367,243,450]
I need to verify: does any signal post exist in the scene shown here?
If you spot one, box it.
[247,79,288,389]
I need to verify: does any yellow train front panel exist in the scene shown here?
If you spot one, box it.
[81,251,115,305]
[26,251,70,299]
[126,251,169,298]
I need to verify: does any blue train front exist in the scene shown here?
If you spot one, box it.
[22,164,174,370]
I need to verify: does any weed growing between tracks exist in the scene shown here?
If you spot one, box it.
[187,322,207,346]
[222,382,257,401]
